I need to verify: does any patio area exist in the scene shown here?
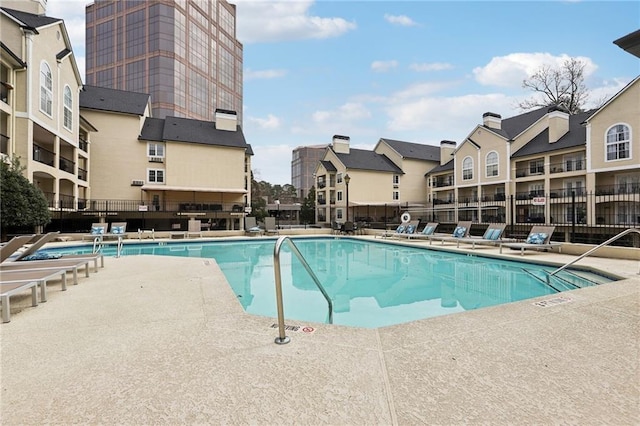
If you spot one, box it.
[1,242,638,424]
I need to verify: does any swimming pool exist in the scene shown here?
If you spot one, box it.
[42,237,615,328]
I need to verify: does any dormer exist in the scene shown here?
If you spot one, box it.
[547,105,569,143]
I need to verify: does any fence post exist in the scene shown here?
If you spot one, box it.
[509,194,515,237]
[571,191,576,243]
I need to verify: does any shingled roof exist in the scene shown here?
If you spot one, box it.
[80,85,150,116]
[512,110,595,158]
[334,148,403,174]
[139,116,249,150]
[1,7,61,31]
[320,160,337,172]
[380,138,441,162]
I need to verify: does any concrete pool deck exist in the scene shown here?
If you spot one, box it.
[1,239,638,425]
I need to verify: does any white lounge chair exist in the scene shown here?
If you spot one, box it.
[454,223,510,249]
[499,226,562,255]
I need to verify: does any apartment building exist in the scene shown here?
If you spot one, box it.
[85,0,243,123]
[426,77,639,234]
[80,85,252,231]
[314,135,440,226]
[1,3,90,211]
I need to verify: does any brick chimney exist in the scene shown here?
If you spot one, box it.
[547,105,569,143]
[482,112,502,130]
[440,140,456,165]
[332,135,350,154]
[214,109,237,132]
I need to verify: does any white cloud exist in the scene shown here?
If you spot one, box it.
[251,144,295,184]
[473,53,598,88]
[391,81,459,100]
[384,14,417,27]
[312,102,371,124]
[235,0,356,44]
[244,68,287,80]
[371,60,398,73]
[585,77,633,109]
[409,62,454,72]
[248,114,282,130]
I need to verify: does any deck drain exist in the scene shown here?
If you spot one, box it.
[533,296,573,308]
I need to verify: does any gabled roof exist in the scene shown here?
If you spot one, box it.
[1,7,61,32]
[512,110,595,158]
[56,48,72,61]
[583,76,640,123]
[614,29,640,58]
[0,42,26,68]
[320,160,337,172]
[426,160,454,175]
[139,116,249,150]
[80,85,150,116]
[334,148,403,174]
[379,138,440,162]
[500,106,549,140]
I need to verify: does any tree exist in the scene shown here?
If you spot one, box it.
[1,158,51,238]
[518,58,588,114]
[300,186,316,224]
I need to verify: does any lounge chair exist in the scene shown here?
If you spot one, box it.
[454,223,510,249]
[499,225,562,255]
[107,222,128,239]
[245,217,263,236]
[83,223,108,241]
[7,232,104,272]
[1,257,92,285]
[392,220,421,239]
[424,221,473,245]
[0,235,35,263]
[376,220,418,239]
[1,281,39,323]
[1,267,68,305]
[264,217,279,235]
[406,223,439,240]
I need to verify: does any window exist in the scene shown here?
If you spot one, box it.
[148,169,165,183]
[564,179,584,196]
[462,157,473,180]
[336,209,343,220]
[393,191,399,200]
[337,191,343,202]
[40,62,52,115]
[529,159,544,174]
[62,86,73,130]
[147,142,164,157]
[337,173,343,184]
[606,124,630,161]
[393,174,399,185]
[485,152,498,177]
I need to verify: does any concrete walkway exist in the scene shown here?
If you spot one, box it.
[1,242,638,425]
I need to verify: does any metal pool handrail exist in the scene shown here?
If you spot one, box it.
[273,236,333,344]
[549,228,640,276]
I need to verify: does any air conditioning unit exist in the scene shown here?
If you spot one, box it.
[131,179,144,186]
[149,156,164,163]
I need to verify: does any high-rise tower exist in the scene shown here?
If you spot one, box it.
[85,0,243,123]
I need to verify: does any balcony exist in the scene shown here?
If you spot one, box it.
[59,156,75,174]
[78,167,87,181]
[433,176,454,188]
[317,199,326,205]
[318,181,326,189]
[1,133,8,156]
[79,137,88,152]
[595,184,640,196]
[549,159,585,174]
[0,82,10,104]
[33,144,55,167]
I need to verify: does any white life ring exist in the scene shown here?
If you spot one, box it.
[401,256,410,265]
[401,212,411,223]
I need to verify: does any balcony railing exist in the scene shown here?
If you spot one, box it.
[0,82,9,104]
[595,184,640,196]
[317,199,326,205]
[78,167,88,181]
[318,181,326,189]
[59,156,75,174]
[1,133,8,156]
[515,166,545,178]
[433,177,454,187]
[33,144,55,167]
[79,137,88,152]
[549,160,585,174]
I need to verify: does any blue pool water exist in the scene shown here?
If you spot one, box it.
[42,238,615,328]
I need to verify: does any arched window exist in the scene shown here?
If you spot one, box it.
[40,62,52,115]
[462,156,473,180]
[606,124,630,161]
[63,86,73,130]
[486,151,498,177]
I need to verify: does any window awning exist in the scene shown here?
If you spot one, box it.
[141,184,247,194]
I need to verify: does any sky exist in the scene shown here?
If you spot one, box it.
[46,0,640,185]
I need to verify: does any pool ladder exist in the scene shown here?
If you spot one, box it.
[273,236,333,344]
[92,235,124,258]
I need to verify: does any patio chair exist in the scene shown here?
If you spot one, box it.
[454,223,510,249]
[499,225,562,255]
[341,221,356,235]
[1,267,68,306]
[2,257,93,285]
[392,220,421,239]
[245,217,263,236]
[0,235,35,263]
[1,281,39,323]
[106,222,128,239]
[264,217,279,235]
[424,221,473,245]
[406,223,439,240]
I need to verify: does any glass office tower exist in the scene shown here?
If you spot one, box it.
[85,0,243,123]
